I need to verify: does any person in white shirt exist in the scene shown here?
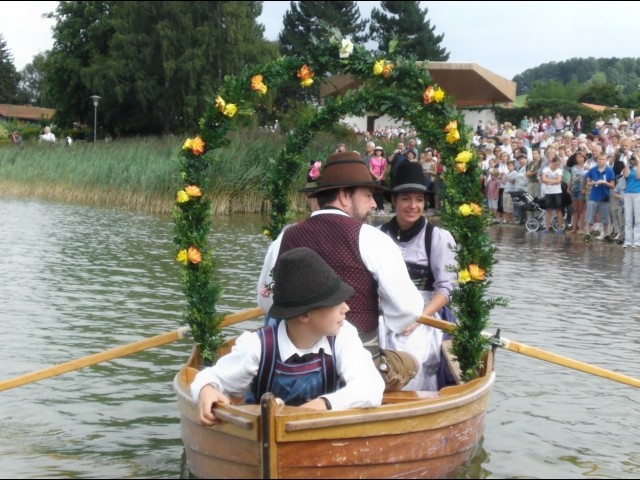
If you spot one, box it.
[258,151,424,391]
[39,126,56,143]
[192,247,384,426]
[541,156,565,232]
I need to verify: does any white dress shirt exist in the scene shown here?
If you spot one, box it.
[190,320,384,410]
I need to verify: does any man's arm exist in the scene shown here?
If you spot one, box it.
[323,322,385,410]
[359,225,424,334]
[257,234,283,313]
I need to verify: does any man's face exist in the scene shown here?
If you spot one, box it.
[346,187,377,221]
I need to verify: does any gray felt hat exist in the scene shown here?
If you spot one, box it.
[268,247,354,319]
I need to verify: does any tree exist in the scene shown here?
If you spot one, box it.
[0,33,20,103]
[98,1,275,135]
[369,1,449,61]
[279,1,369,57]
[43,1,276,135]
[578,82,624,107]
[43,1,116,129]
[526,79,582,103]
[16,53,51,106]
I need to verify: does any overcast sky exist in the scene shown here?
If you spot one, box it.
[2,1,639,81]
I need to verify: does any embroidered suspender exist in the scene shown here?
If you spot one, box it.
[252,324,338,401]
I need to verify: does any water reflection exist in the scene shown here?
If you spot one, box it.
[0,201,638,479]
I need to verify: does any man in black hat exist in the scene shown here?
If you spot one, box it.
[193,248,384,426]
[258,151,425,391]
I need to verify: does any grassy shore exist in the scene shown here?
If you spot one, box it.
[0,130,367,215]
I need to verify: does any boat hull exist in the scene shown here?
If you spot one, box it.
[174,345,494,479]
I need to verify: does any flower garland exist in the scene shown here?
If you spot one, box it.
[173,27,504,378]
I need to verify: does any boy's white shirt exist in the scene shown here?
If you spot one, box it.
[190,319,384,411]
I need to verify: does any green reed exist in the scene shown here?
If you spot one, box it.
[0,130,361,214]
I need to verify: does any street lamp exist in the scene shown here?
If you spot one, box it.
[90,95,101,142]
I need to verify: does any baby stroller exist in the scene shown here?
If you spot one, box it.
[508,190,563,232]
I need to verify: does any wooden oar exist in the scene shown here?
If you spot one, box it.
[419,315,640,389]
[0,307,265,393]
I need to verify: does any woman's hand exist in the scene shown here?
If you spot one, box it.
[401,322,420,335]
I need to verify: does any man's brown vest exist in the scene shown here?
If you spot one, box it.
[280,214,379,333]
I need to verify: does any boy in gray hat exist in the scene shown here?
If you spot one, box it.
[193,247,384,426]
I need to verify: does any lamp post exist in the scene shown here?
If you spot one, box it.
[90,95,101,142]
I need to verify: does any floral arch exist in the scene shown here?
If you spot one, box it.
[173,30,502,380]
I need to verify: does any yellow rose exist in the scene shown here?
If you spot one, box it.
[176,249,188,265]
[187,246,202,264]
[455,163,467,173]
[300,77,314,88]
[455,151,473,163]
[446,129,460,144]
[214,95,226,113]
[459,204,472,216]
[470,203,482,215]
[458,269,471,284]
[468,264,486,281]
[382,63,394,79]
[297,64,314,81]
[176,190,189,203]
[434,87,445,102]
[184,185,202,198]
[423,86,435,105]
[191,136,205,155]
[373,60,384,75]
[223,103,237,117]
[182,138,193,151]
[444,120,458,132]
[251,75,268,95]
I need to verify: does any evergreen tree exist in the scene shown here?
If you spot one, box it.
[369,1,449,61]
[279,1,369,57]
[0,33,20,103]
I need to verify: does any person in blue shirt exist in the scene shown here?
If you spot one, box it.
[584,153,615,242]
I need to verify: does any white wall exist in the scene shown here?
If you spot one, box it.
[342,110,497,133]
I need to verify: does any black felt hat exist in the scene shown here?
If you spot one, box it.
[298,181,317,194]
[384,162,427,202]
[268,247,354,319]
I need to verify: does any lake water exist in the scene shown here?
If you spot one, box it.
[0,198,638,478]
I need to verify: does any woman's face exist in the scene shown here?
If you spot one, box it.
[394,192,425,229]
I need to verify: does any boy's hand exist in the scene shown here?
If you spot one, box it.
[197,384,230,426]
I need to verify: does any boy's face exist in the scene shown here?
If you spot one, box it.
[307,302,350,337]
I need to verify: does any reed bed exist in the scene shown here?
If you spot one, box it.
[0,130,354,215]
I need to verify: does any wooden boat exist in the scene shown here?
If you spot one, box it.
[173,320,496,479]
